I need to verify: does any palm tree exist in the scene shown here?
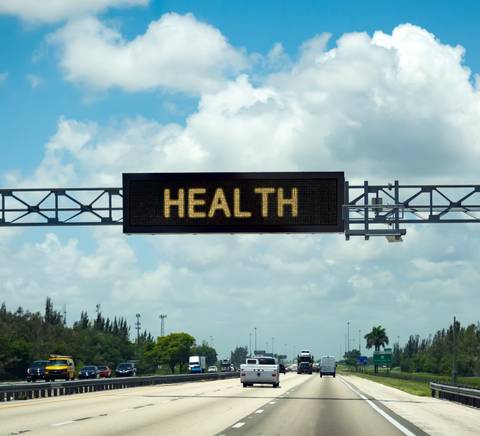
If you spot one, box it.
[364,326,389,373]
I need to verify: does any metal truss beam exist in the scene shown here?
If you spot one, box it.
[0,188,123,226]
[2,183,480,239]
[344,181,480,239]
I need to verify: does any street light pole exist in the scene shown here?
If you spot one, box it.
[254,327,257,354]
[347,321,350,354]
[249,332,252,357]
[159,314,167,337]
[358,329,361,354]
[452,316,457,384]
[272,337,274,355]
[135,313,141,344]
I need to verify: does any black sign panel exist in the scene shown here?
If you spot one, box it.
[123,172,344,234]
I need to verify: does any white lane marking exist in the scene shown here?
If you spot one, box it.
[338,377,416,436]
[269,401,276,404]
[232,422,245,428]
[120,408,133,412]
[255,409,264,414]
[51,421,74,427]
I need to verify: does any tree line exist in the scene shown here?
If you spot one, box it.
[344,321,480,376]
[0,298,226,381]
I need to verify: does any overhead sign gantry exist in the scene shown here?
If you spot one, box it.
[1,174,479,239]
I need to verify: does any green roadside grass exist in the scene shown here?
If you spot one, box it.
[340,370,431,396]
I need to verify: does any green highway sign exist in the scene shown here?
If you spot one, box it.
[373,350,393,365]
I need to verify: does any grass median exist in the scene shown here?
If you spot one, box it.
[341,370,431,396]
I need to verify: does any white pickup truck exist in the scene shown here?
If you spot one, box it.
[240,357,280,388]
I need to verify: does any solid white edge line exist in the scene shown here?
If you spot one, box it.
[338,376,416,436]
[232,422,245,428]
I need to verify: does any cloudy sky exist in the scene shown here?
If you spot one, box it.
[1,0,480,361]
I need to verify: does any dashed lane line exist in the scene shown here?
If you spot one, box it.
[51,421,74,427]
[232,422,245,428]
[255,409,264,414]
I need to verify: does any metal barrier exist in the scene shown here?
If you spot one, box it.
[0,372,239,402]
[430,382,480,408]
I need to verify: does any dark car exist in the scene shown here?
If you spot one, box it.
[97,365,112,378]
[115,362,137,377]
[78,365,99,379]
[279,363,286,374]
[26,360,49,382]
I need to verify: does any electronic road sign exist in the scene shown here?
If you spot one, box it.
[123,172,344,234]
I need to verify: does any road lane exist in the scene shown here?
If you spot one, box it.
[0,373,309,436]
[218,374,426,436]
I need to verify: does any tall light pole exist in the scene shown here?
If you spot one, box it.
[249,332,252,357]
[159,314,167,337]
[135,313,141,344]
[347,321,350,354]
[452,315,457,384]
[209,335,214,348]
[254,327,257,353]
[358,329,361,354]
[271,337,275,355]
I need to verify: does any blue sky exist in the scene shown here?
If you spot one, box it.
[2,0,480,175]
[1,0,480,360]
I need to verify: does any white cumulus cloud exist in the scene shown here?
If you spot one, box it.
[0,0,148,23]
[3,22,480,357]
[49,13,249,95]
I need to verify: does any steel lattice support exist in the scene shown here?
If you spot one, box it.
[344,181,480,239]
[2,183,480,239]
[0,188,123,226]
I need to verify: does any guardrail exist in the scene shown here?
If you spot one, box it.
[0,372,239,402]
[430,382,480,408]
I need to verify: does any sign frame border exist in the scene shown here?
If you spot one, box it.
[123,171,345,234]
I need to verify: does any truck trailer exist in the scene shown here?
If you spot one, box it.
[297,350,314,374]
[188,356,207,373]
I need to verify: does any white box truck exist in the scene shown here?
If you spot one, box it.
[319,356,336,377]
[240,357,279,388]
[188,356,207,373]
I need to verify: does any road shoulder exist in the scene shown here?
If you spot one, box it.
[343,374,480,436]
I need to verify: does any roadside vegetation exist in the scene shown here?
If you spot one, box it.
[339,320,480,395]
[0,298,221,381]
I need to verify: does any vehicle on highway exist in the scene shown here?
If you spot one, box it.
[97,365,112,378]
[297,350,314,374]
[26,360,49,382]
[320,356,336,377]
[220,359,231,372]
[78,365,99,379]
[188,355,207,373]
[207,365,218,373]
[44,355,75,381]
[279,363,286,374]
[115,362,137,377]
[240,356,279,388]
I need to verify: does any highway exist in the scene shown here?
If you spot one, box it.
[0,373,428,436]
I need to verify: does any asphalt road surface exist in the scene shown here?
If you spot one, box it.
[0,374,425,435]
